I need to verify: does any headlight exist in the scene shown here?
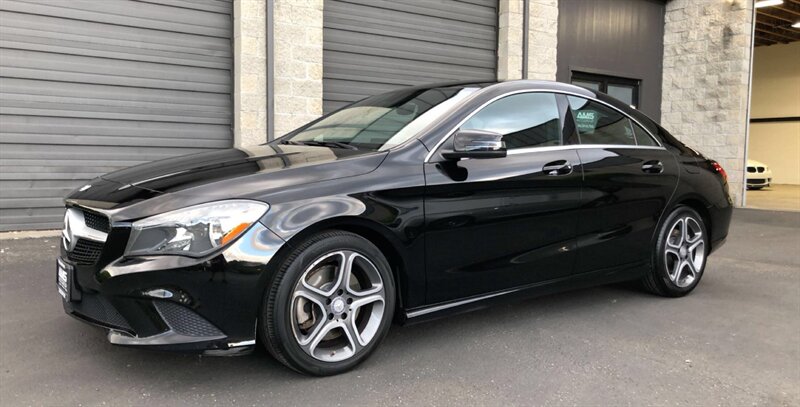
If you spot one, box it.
[125,200,269,257]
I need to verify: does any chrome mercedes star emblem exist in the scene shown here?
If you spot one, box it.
[62,210,77,252]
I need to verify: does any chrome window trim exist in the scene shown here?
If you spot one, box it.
[424,88,663,163]
[506,143,665,156]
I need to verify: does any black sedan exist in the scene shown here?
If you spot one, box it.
[58,80,732,375]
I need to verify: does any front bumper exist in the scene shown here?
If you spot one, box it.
[59,222,286,354]
[746,176,772,187]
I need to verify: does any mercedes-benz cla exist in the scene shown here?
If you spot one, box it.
[57,80,732,375]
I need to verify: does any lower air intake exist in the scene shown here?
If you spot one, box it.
[153,301,224,338]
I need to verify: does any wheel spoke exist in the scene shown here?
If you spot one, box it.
[342,318,364,351]
[335,250,358,293]
[351,293,384,312]
[667,219,684,248]
[680,218,689,246]
[294,287,327,309]
[675,261,688,284]
[689,239,704,254]
[301,251,347,297]
[685,260,698,280]
[665,246,680,259]
[345,253,383,296]
[305,319,339,355]
[670,260,681,283]
[296,313,329,348]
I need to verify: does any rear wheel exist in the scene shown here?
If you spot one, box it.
[260,230,395,376]
[643,206,708,297]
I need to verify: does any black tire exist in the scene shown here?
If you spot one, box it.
[259,230,395,376]
[642,206,709,297]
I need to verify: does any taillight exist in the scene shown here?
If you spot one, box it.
[711,161,727,182]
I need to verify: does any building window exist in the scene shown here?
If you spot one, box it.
[571,72,641,109]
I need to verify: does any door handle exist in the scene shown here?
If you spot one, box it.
[642,160,664,174]
[542,160,573,176]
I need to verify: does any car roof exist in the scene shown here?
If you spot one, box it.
[406,79,594,95]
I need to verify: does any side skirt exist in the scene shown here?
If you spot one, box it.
[402,263,645,325]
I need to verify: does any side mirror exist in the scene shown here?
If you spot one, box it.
[441,130,507,160]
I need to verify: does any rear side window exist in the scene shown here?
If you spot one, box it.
[632,122,659,146]
[568,96,635,146]
[462,93,561,149]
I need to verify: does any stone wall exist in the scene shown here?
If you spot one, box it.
[526,0,558,81]
[234,0,323,146]
[498,0,559,81]
[498,0,524,80]
[661,0,754,205]
[233,0,267,147]
[272,0,324,137]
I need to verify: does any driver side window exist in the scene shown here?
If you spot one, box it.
[461,93,561,149]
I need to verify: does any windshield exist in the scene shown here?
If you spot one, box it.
[281,86,479,151]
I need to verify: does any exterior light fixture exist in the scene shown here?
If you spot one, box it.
[755,0,783,8]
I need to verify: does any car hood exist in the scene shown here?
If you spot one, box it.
[746,159,768,167]
[67,144,388,220]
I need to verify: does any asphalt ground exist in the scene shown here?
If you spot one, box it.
[1,209,798,406]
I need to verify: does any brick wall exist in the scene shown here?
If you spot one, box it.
[661,0,754,205]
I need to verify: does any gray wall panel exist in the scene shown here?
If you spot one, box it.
[557,0,665,120]
[0,0,233,231]
[323,0,498,113]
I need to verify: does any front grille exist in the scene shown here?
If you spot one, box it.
[757,167,765,173]
[747,166,756,173]
[67,238,104,265]
[154,300,224,338]
[82,209,110,233]
[748,178,766,184]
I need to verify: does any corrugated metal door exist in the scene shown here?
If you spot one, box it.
[323,0,498,113]
[0,0,233,231]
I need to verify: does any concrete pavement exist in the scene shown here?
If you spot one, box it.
[1,209,798,406]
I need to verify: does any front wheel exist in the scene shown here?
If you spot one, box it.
[260,230,395,376]
[643,206,708,297]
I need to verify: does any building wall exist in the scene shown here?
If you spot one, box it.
[661,0,754,206]
[499,0,558,81]
[272,0,323,137]
[233,0,267,147]
[748,41,800,185]
[556,0,665,121]
[234,0,323,146]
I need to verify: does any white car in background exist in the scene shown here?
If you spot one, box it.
[746,159,773,189]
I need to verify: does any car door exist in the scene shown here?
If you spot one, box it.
[566,95,679,274]
[423,92,583,304]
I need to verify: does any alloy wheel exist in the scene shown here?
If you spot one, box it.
[290,250,386,362]
[663,216,705,288]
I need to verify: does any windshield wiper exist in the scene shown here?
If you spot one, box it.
[280,140,358,150]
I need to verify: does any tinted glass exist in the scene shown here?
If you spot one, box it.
[607,84,636,108]
[572,79,601,91]
[285,86,478,150]
[632,122,658,146]
[568,96,635,146]
[462,93,561,149]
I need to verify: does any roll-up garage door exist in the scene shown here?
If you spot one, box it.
[323,0,498,113]
[0,0,233,231]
